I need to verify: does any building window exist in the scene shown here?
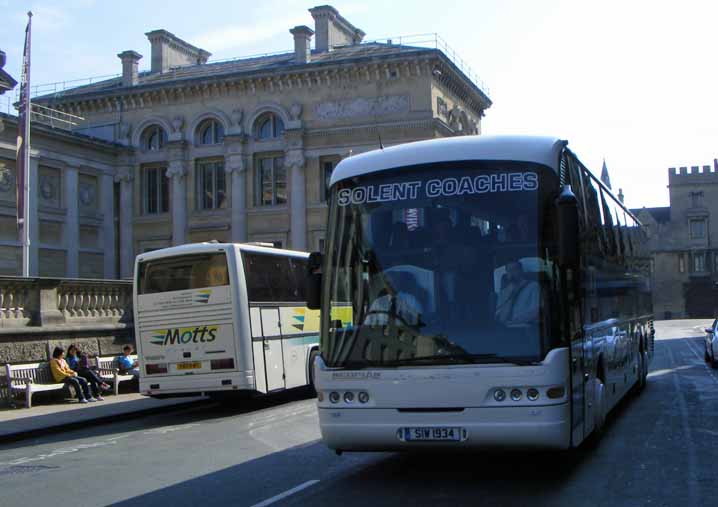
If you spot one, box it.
[320,156,338,202]
[690,191,704,208]
[255,156,286,206]
[197,119,224,145]
[255,113,285,140]
[142,166,169,214]
[689,219,706,239]
[141,125,167,151]
[679,254,685,273]
[693,252,706,273]
[195,159,226,210]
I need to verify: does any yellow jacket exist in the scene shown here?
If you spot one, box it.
[50,358,76,383]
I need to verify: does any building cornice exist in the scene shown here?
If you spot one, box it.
[37,51,490,119]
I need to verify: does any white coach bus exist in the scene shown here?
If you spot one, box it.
[133,242,321,398]
[307,135,653,452]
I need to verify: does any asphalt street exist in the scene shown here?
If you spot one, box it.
[1,320,717,507]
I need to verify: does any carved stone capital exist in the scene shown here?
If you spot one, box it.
[228,109,244,135]
[168,116,185,142]
[118,121,132,144]
[114,166,134,183]
[224,157,246,175]
[289,103,302,121]
[284,150,305,170]
[166,161,187,179]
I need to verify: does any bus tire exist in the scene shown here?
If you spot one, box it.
[308,349,320,395]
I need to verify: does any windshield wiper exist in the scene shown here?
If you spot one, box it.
[468,354,538,366]
[381,354,480,366]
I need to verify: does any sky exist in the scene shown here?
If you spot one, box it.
[1,0,716,209]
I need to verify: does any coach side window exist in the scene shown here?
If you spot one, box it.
[599,188,617,259]
[581,171,604,258]
[243,253,306,302]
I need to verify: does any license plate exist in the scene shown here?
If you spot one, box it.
[401,427,465,442]
[176,361,202,370]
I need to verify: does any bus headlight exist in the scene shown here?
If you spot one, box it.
[358,391,370,403]
[510,389,522,401]
[329,391,340,403]
[527,388,540,401]
[343,392,354,403]
[493,389,506,402]
[547,386,566,399]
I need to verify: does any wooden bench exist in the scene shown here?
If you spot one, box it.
[95,355,137,396]
[5,362,68,408]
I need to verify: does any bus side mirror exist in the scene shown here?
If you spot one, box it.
[306,251,323,310]
[556,185,579,268]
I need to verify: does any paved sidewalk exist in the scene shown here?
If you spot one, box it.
[0,393,206,441]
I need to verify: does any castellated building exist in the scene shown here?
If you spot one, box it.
[0,5,491,279]
[633,161,718,319]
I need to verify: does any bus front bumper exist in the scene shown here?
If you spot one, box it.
[318,403,571,451]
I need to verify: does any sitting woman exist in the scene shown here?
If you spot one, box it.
[50,346,95,404]
[66,344,109,400]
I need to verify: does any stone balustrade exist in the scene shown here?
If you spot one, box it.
[0,276,135,366]
[0,279,34,327]
[0,276,133,329]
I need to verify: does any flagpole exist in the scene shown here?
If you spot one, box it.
[20,11,32,277]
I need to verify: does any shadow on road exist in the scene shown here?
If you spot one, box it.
[0,387,317,452]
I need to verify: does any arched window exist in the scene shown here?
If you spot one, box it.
[255,113,284,140]
[141,125,167,151]
[197,119,225,145]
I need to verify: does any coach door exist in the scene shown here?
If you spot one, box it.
[260,308,286,391]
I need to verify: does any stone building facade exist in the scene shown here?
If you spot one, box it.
[0,114,131,278]
[633,161,718,319]
[11,4,491,279]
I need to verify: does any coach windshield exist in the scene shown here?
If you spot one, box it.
[321,160,561,368]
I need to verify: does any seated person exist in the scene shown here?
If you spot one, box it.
[50,346,95,403]
[494,260,540,325]
[364,271,424,328]
[67,344,110,399]
[118,345,140,378]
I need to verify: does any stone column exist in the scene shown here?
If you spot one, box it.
[64,165,79,278]
[166,161,188,246]
[115,166,134,279]
[286,150,307,251]
[101,172,116,278]
[225,135,247,242]
[28,157,39,276]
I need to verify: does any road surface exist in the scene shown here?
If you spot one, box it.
[1,320,717,506]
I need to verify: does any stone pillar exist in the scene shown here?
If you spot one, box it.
[101,173,116,278]
[287,150,307,251]
[28,157,39,276]
[225,136,247,242]
[166,161,187,246]
[115,166,134,279]
[64,165,79,278]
